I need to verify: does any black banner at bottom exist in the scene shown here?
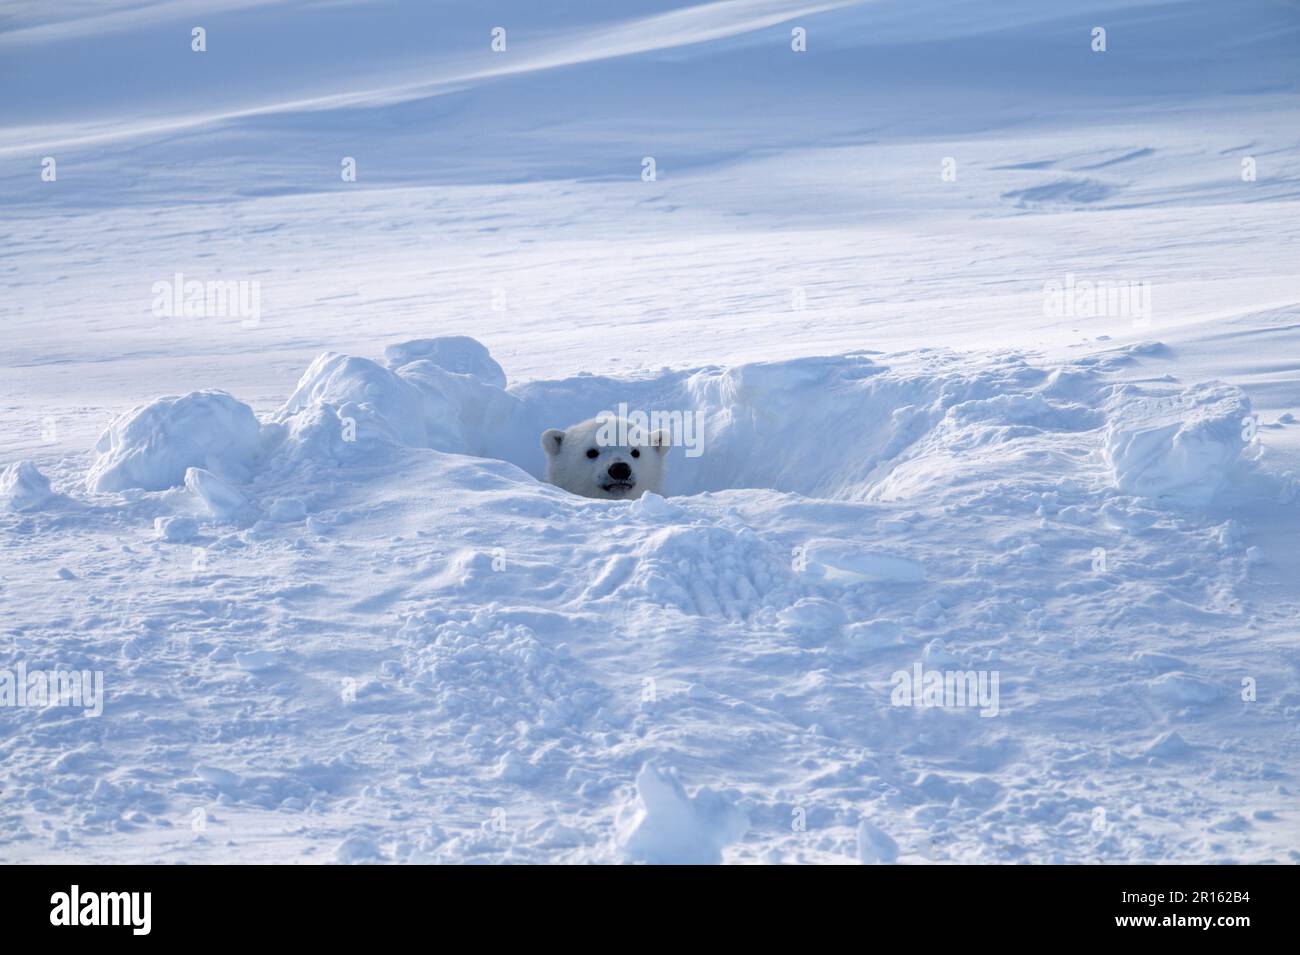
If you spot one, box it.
[0,864,1286,940]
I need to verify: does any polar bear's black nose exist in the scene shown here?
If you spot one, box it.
[607,462,632,481]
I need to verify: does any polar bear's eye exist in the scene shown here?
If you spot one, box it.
[586,448,599,459]
[631,449,640,458]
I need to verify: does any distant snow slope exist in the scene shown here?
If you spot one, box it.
[2,0,1298,863]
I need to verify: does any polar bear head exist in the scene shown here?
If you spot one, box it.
[541,416,669,500]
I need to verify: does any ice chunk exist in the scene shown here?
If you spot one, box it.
[617,763,748,864]
[856,820,899,864]
[185,467,251,522]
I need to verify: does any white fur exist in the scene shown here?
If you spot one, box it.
[541,416,669,500]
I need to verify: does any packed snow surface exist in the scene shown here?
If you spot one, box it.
[2,0,1299,864]
[5,335,1298,863]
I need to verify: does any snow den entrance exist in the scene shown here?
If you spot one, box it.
[83,337,1252,510]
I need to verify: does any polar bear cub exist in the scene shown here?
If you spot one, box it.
[541,416,669,499]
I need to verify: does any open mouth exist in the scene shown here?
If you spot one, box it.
[600,481,636,495]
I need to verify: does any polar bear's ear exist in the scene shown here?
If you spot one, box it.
[541,429,565,456]
[649,429,671,455]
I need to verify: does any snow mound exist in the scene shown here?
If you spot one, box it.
[185,467,252,523]
[334,833,387,864]
[1103,382,1250,505]
[382,336,507,389]
[616,763,748,865]
[278,353,459,450]
[153,515,198,542]
[1147,671,1222,709]
[275,349,517,457]
[76,338,1262,521]
[1,460,54,511]
[87,390,262,492]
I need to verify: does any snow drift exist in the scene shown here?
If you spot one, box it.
[1103,382,1250,505]
[86,390,262,493]
[84,337,1253,512]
